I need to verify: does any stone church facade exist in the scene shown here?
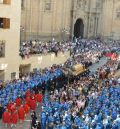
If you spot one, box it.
[21,0,120,41]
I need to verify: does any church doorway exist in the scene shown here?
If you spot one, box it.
[74,18,84,38]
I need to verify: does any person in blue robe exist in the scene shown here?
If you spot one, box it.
[60,122,67,129]
[41,112,47,129]
[47,114,54,124]
[90,121,96,129]
[95,123,104,129]
[65,118,72,129]
[74,116,81,128]
[111,110,117,120]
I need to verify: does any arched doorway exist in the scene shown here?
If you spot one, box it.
[74,18,84,38]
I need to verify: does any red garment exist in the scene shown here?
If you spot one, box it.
[7,102,13,112]
[18,107,25,120]
[111,53,117,60]
[10,104,16,114]
[25,97,30,107]
[36,93,43,103]
[23,104,30,114]
[2,111,11,124]
[25,90,31,98]
[15,98,22,107]
[29,99,36,110]
[105,53,113,57]
[31,93,37,101]
[11,112,18,124]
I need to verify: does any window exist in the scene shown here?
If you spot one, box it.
[11,72,16,80]
[116,6,120,20]
[0,0,11,4]
[116,12,120,19]
[0,40,5,57]
[0,70,5,81]
[44,0,51,12]
[45,3,51,10]
[0,18,3,28]
[0,18,10,29]
[3,0,11,4]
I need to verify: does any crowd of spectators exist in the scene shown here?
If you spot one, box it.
[19,40,72,58]
[0,38,120,129]
[19,38,120,59]
[65,39,103,69]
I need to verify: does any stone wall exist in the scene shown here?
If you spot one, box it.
[21,0,72,41]
[0,0,21,81]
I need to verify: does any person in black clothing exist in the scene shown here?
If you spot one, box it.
[31,111,37,129]
[37,122,41,129]
[0,104,4,119]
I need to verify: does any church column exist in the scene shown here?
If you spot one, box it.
[87,0,91,38]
